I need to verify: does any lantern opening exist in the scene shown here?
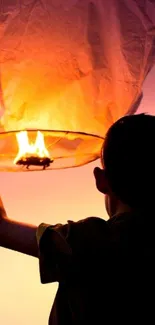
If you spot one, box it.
[14,131,53,170]
[0,129,104,172]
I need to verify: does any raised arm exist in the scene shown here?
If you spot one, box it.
[0,197,38,258]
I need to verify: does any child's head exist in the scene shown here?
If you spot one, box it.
[94,113,155,216]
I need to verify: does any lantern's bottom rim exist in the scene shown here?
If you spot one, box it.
[0,154,100,172]
[0,129,104,140]
[0,129,104,172]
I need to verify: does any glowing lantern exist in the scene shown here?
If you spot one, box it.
[0,0,155,171]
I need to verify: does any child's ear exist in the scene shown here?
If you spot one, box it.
[93,167,109,194]
[0,197,7,219]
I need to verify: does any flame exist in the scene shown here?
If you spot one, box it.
[14,131,50,164]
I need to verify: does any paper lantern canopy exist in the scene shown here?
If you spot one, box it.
[0,0,155,171]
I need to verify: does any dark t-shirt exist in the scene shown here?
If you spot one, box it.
[36,211,146,325]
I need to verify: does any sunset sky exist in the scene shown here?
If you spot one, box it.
[0,66,155,324]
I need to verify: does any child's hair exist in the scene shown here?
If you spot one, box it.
[102,113,155,209]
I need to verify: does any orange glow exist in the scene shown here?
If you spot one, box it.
[14,131,50,164]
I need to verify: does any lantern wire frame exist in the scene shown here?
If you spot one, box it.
[0,129,104,172]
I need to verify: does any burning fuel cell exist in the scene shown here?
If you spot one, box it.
[14,131,53,170]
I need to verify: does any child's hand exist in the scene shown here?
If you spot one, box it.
[0,197,7,221]
[0,197,38,257]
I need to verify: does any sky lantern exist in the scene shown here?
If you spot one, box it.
[0,0,155,172]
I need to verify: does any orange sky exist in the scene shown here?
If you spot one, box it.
[0,67,155,325]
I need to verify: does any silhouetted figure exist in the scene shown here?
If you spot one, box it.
[0,113,150,325]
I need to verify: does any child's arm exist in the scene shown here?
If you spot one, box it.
[0,198,38,257]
